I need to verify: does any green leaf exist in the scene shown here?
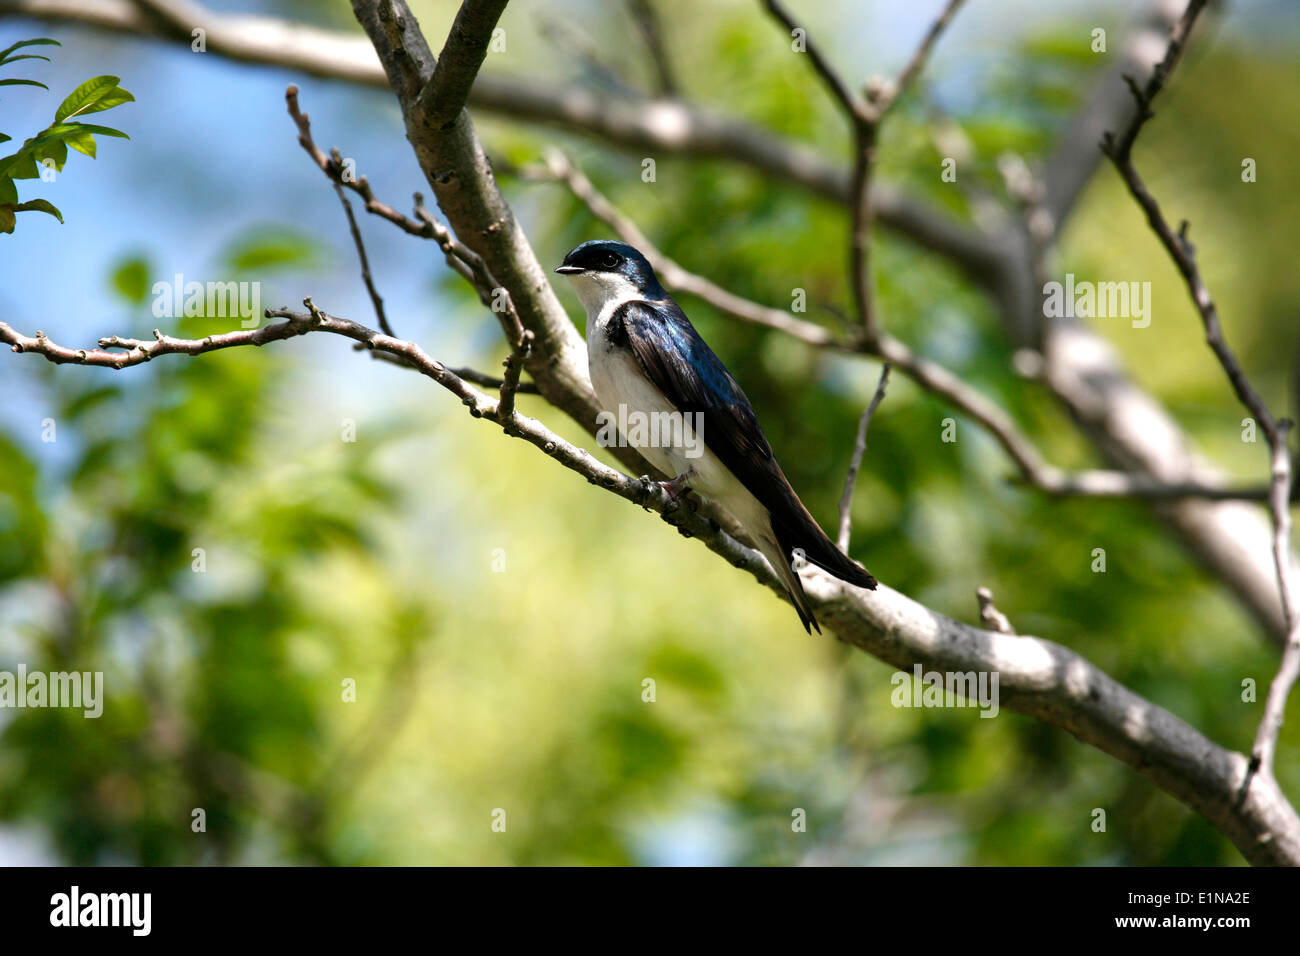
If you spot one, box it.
[16,122,129,166]
[63,130,95,158]
[68,123,129,139]
[3,151,39,179]
[0,177,14,205]
[0,133,9,144]
[24,123,90,147]
[0,206,15,234]
[224,229,321,273]
[12,198,63,223]
[62,384,121,420]
[54,75,125,122]
[0,54,52,68]
[111,255,152,304]
[0,38,60,62]
[70,87,133,118]
[31,137,67,172]
[7,127,82,170]
[0,78,48,90]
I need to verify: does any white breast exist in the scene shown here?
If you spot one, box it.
[577,281,774,538]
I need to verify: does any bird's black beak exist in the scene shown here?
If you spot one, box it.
[554,264,583,274]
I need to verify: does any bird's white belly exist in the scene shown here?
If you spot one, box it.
[586,316,771,535]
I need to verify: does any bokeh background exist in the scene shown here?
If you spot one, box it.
[1,0,1298,865]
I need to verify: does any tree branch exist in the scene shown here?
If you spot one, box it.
[417,0,508,130]
[8,0,1297,864]
[759,0,866,123]
[4,309,1297,864]
[886,0,967,113]
[761,0,965,343]
[328,154,394,338]
[1041,0,1195,232]
[837,362,890,552]
[347,0,610,450]
[625,0,679,98]
[1101,0,1300,778]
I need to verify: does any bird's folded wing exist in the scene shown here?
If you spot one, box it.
[610,298,792,511]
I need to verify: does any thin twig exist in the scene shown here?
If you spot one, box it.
[847,136,880,340]
[626,0,679,97]
[497,329,534,426]
[838,362,890,552]
[286,84,531,368]
[450,364,539,394]
[329,149,393,337]
[886,0,967,113]
[286,85,488,296]
[1102,0,1300,779]
[759,0,866,122]
[850,0,966,342]
[761,0,965,343]
[286,85,430,239]
[536,13,638,96]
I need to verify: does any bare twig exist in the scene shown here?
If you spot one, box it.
[1101,0,1300,777]
[449,364,539,394]
[838,363,890,552]
[1102,0,1207,164]
[759,0,876,335]
[975,586,1016,635]
[626,0,679,97]
[536,13,637,96]
[761,0,965,342]
[852,0,966,341]
[286,83,452,258]
[886,0,967,113]
[497,330,534,426]
[329,150,393,337]
[760,0,866,122]
[1255,429,1300,775]
[281,84,396,336]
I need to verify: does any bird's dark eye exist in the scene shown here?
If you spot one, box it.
[599,252,621,269]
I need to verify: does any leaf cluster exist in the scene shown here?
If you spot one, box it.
[0,38,133,233]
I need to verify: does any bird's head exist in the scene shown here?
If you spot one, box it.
[555,239,664,312]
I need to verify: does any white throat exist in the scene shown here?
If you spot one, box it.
[566,270,642,322]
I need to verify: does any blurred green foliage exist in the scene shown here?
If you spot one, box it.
[0,3,1297,865]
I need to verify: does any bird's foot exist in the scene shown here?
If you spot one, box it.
[658,469,695,501]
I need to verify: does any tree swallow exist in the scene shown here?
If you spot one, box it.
[556,239,877,633]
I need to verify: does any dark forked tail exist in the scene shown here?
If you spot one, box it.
[769,494,877,633]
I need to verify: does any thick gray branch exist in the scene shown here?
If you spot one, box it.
[4,311,1298,865]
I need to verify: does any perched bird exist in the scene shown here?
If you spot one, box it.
[556,239,877,633]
